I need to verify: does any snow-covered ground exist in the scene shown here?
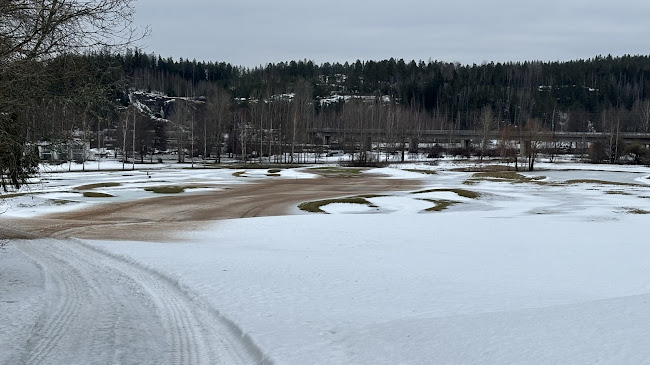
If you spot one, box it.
[1,163,318,218]
[2,160,650,364]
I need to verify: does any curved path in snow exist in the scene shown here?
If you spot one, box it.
[1,173,419,364]
[12,238,272,365]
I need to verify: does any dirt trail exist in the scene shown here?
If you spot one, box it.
[2,175,420,241]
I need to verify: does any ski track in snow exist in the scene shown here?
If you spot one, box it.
[15,239,272,365]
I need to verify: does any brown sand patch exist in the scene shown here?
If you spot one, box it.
[1,176,420,241]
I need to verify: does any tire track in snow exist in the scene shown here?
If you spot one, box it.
[21,248,86,365]
[74,240,272,365]
[17,239,272,365]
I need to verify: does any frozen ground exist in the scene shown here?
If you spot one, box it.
[2,160,650,364]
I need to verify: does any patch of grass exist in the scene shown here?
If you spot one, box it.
[132,180,165,184]
[268,169,282,174]
[298,197,376,213]
[232,171,247,177]
[228,164,270,169]
[182,164,226,170]
[531,209,554,215]
[412,188,480,199]
[0,192,28,199]
[187,164,222,169]
[404,169,437,175]
[566,179,646,187]
[267,173,281,177]
[144,186,185,194]
[50,199,75,205]
[450,165,514,172]
[354,194,385,199]
[82,192,114,198]
[74,182,121,190]
[466,171,545,184]
[309,167,363,177]
[184,185,217,190]
[223,163,299,169]
[475,171,544,181]
[419,199,459,212]
[622,207,650,214]
[605,190,633,196]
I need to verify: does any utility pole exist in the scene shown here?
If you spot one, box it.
[132,107,136,170]
[191,110,195,168]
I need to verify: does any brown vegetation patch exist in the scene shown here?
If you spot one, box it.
[566,179,646,187]
[298,197,376,213]
[450,165,514,172]
[419,199,459,212]
[404,169,437,175]
[412,188,480,199]
[621,207,650,214]
[144,186,185,194]
[82,192,114,198]
[49,199,75,205]
[0,192,28,199]
[465,171,546,184]
[74,182,121,190]
[605,190,633,196]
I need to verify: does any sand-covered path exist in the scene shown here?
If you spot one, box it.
[2,175,420,241]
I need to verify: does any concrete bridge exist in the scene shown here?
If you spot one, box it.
[313,129,650,147]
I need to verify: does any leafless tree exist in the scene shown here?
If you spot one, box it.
[478,106,496,161]
[1,0,146,110]
[1,0,146,192]
[633,99,650,133]
[289,79,312,164]
[523,118,545,171]
[205,87,230,163]
[169,100,192,163]
[601,108,623,163]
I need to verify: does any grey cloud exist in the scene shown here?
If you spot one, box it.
[133,0,650,66]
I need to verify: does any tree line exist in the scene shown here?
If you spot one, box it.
[67,51,650,168]
[5,6,650,193]
[116,51,650,133]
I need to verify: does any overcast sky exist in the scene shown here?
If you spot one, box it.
[133,0,650,67]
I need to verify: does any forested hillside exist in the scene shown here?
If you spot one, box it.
[7,50,650,174]
[117,51,650,132]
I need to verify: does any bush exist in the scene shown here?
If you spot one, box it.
[340,152,388,167]
[449,147,474,159]
[624,143,650,165]
[588,141,607,163]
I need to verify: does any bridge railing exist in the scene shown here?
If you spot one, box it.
[311,129,650,142]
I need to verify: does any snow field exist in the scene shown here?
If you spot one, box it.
[3,161,650,364]
[89,213,650,364]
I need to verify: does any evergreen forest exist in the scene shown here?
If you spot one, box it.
[6,50,650,179]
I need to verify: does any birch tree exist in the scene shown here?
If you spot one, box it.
[205,87,230,163]
[478,106,496,161]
